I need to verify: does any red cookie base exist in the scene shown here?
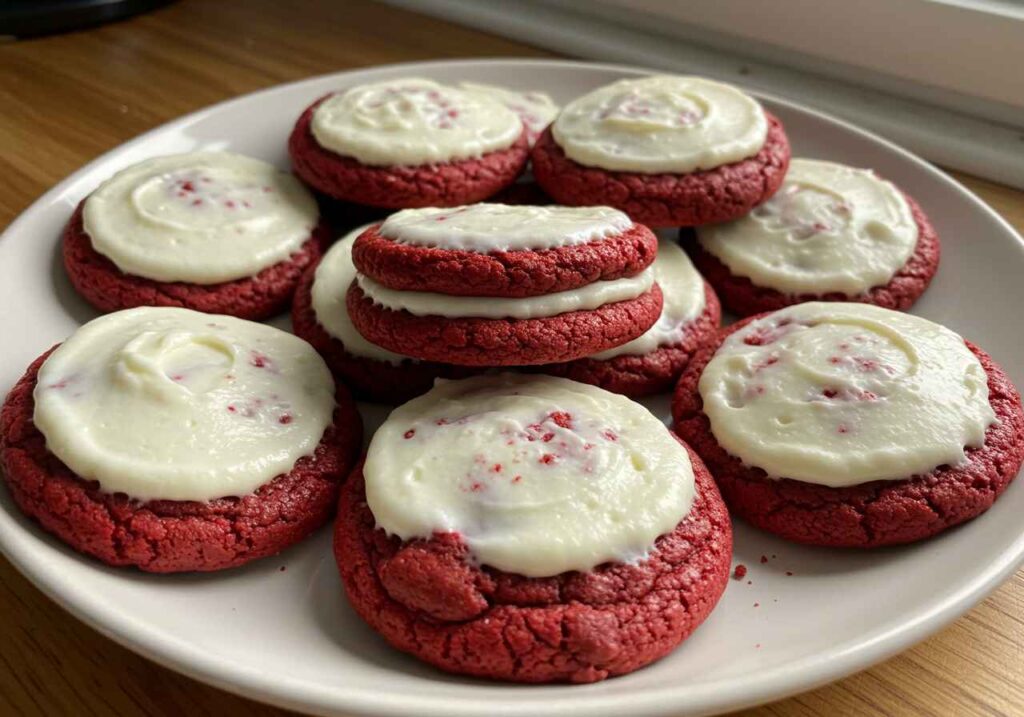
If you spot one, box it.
[334,442,732,683]
[345,283,664,366]
[288,95,530,208]
[351,222,658,298]
[685,194,941,316]
[0,349,363,573]
[291,266,479,404]
[672,316,1024,547]
[530,113,791,228]
[537,282,721,397]
[63,202,329,321]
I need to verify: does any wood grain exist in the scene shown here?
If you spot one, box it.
[0,0,1021,715]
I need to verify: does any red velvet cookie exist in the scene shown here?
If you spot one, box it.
[333,444,732,683]
[672,316,1024,547]
[351,221,658,298]
[538,282,721,397]
[531,113,790,228]
[346,282,664,367]
[685,193,940,317]
[0,349,363,573]
[64,202,330,321]
[288,95,530,209]
[291,266,477,403]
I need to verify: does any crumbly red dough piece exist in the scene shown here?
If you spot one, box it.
[291,266,478,404]
[351,222,658,298]
[531,113,791,228]
[536,282,721,397]
[62,202,329,320]
[672,317,1024,547]
[345,283,664,366]
[288,95,530,208]
[685,194,941,316]
[333,442,732,683]
[0,349,363,573]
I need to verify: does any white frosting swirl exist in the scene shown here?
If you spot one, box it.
[33,307,336,502]
[591,240,706,360]
[82,152,319,284]
[378,203,634,252]
[552,75,767,174]
[458,82,559,146]
[355,266,654,319]
[699,303,996,487]
[312,225,410,366]
[365,374,695,577]
[696,159,919,295]
[310,78,523,166]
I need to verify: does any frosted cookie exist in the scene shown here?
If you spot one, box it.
[345,204,664,366]
[292,225,478,403]
[288,78,530,208]
[689,159,940,315]
[351,203,657,297]
[539,240,721,397]
[334,374,732,683]
[672,303,1024,547]
[532,75,790,227]
[0,308,362,572]
[63,152,327,320]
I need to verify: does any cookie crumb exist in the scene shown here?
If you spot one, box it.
[732,564,747,579]
[759,555,768,564]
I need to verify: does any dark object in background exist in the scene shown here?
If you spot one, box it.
[0,0,175,39]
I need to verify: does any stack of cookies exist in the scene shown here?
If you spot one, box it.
[3,70,1022,691]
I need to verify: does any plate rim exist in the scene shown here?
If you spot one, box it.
[2,56,1024,717]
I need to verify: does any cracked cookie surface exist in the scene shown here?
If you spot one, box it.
[289,95,530,208]
[0,349,363,572]
[63,202,329,320]
[352,222,657,298]
[531,113,790,228]
[672,316,1024,547]
[291,266,478,404]
[537,282,721,397]
[333,443,731,683]
[345,283,664,366]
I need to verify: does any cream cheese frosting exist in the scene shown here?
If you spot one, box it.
[311,78,523,166]
[355,266,655,319]
[82,152,319,284]
[458,81,559,146]
[552,75,767,174]
[364,373,695,577]
[33,307,336,502]
[378,203,634,252]
[696,159,919,295]
[591,239,706,360]
[312,225,411,365]
[698,303,995,487]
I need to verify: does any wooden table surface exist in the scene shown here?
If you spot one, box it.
[1,1,1022,714]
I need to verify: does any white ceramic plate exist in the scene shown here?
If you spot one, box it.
[1,59,1023,717]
